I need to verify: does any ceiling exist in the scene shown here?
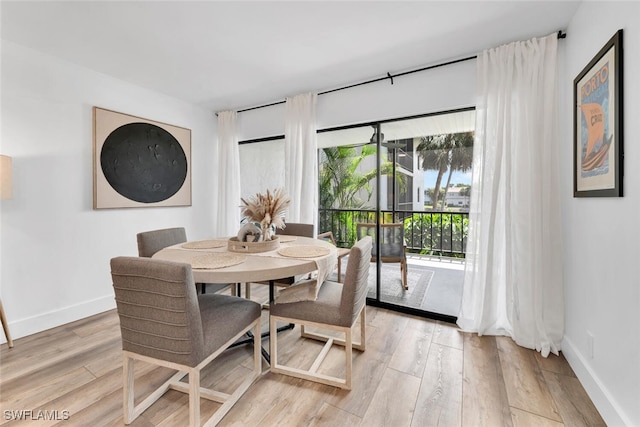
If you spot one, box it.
[1,1,580,113]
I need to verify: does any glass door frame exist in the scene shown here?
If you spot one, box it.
[317,108,474,325]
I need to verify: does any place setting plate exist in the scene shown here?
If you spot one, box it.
[181,239,227,249]
[277,245,331,258]
[190,252,247,269]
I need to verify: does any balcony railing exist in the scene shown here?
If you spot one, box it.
[318,208,469,258]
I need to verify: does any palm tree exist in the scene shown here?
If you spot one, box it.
[319,144,405,209]
[439,132,474,209]
[416,135,451,208]
[319,145,375,209]
[416,132,474,210]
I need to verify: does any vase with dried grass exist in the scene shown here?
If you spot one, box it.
[240,188,291,242]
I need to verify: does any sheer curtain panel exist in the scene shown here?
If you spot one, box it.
[457,34,564,357]
[215,111,241,236]
[284,92,318,227]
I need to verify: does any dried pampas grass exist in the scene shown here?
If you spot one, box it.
[240,188,291,239]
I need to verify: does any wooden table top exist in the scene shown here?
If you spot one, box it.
[152,235,337,284]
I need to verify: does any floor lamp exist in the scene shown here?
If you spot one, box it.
[0,155,13,348]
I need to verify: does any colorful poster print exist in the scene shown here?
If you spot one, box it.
[573,30,623,197]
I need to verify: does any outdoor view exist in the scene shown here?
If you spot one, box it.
[419,131,473,212]
[239,109,475,318]
[317,110,475,258]
[317,109,475,318]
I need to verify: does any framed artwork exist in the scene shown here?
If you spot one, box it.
[573,29,623,197]
[93,107,192,209]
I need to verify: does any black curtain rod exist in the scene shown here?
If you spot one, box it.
[236,30,566,114]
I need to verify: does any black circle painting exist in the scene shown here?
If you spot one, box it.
[100,123,188,203]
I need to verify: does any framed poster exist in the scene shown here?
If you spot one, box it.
[93,107,191,209]
[573,30,623,197]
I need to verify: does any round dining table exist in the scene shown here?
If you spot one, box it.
[152,235,337,362]
[152,235,336,288]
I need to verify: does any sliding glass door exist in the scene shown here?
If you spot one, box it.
[318,109,474,322]
[317,124,379,289]
[239,108,474,322]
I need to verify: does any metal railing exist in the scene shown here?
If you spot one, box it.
[318,208,469,258]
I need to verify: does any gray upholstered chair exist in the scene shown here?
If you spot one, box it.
[136,227,235,296]
[276,222,314,284]
[136,227,188,258]
[356,223,408,290]
[253,222,315,292]
[269,236,372,389]
[111,256,262,427]
[317,231,351,283]
[278,222,314,238]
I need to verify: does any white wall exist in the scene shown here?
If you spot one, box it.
[561,2,640,426]
[237,59,476,139]
[0,41,219,340]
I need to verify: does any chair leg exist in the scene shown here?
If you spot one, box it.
[189,368,200,427]
[122,353,185,425]
[120,317,261,427]
[269,316,278,368]
[271,316,364,389]
[401,259,408,290]
[337,259,343,283]
[123,355,135,424]
[356,307,366,352]
[253,319,262,373]
[345,327,352,390]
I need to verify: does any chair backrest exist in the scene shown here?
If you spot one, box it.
[339,236,373,326]
[137,227,187,257]
[279,222,314,238]
[317,231,337,245]
[110,256,205,367]
[355,223,404,259]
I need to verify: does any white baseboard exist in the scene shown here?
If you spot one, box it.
[0,295,116,344]
[562,336,631,427]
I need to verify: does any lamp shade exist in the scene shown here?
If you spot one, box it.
[0,155,12,200]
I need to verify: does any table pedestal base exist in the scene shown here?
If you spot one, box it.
[228,280,293,364]
[229,322,294,363]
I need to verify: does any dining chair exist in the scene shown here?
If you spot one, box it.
[136,227,236,296]
[278,222,314,238]
[276,222,314,282]
[110,256,262,427]
[136,227,187,258]
[252,222,315,294]
[269,236,372,389]
[317,231,351,283]
[356,223,408,290]
[249,222,315,309]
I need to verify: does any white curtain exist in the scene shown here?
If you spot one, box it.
[215,110,241,236]
[284,92,318,227]
[457,33,564,357]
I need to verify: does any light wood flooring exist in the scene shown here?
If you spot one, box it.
[0,286,605,427]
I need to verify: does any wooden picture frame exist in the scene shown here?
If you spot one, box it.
[573,30,623,197]
[93,107,192,209]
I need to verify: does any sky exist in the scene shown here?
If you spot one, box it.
[424,169,472,189]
